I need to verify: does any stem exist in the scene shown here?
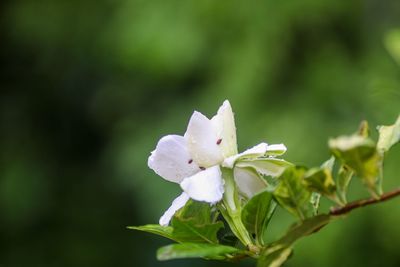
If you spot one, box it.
[220,167,254,249]
[330,187,400,216]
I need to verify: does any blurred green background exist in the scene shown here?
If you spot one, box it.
[1,0,400,266]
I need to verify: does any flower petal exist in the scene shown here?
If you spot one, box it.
[211,100,238,158]
[148,135,199,183]
[234,167,267,198]
[184,111,224,167]
[159,192,190,226]
[265,143,287,156]
[180,165,224,203]
[222,142,269,168]
[236,158,292,177]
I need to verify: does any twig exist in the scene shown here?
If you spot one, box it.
[330,188,400,216]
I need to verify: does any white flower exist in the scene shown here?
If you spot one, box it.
[148,100,287,226]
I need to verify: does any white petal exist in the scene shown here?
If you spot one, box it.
[210,100,238,158]
[234,167,267,198]
[180,165,224,203]
[222,142,269,168]
[148,135,199,183]
[265,144,287,156]
[236,158,292,177]
[184,111,224,167]
[159,192,190,226]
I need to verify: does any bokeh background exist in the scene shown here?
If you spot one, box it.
[1,0,400,266]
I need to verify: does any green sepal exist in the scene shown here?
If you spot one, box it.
[157,243,242,261]
[273,166,312,220]
[241,190,276,245]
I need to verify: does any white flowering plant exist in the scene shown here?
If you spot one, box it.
[130,101,400,267]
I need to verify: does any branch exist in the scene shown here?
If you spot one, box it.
[330,187,400,216]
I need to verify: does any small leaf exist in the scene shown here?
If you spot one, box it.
[310,192,321,215]
[377,115,400,153]
[236,158,293,178]
[303,166,336,201]
[273,166,311,220]
[329,135,382,197]
[321,156,335,171]
[358,120,370,138]
[127,225,177,242]
[241,190,275,245]
[257,246,292,267]
[337,165,353,204]
[157,243,241,261]
[171,217,224,244]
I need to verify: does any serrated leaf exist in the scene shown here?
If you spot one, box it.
[337,165,353,203]
[127,225,178,242]
[273,166,311,220]
[257,246,293,267]
[236,158,293,178]
[157,243,241,261]
[241,190,275,245]
[171,217,223,244]
[329,135,382,196]
[377,115,400,153]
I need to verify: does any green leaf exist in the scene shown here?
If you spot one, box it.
[175,199,213,224]
[171,217,223,244]
[303,164,336,201]
[377,115,400,153]
[257,247,293,267]
[127,225,177,242]
[129,200,223,244]
[273,166,311,220]
[358,120,370,138]
[337,165,353,204]
[385,29,400,65]
[273,214,337,248]
[329,135,382,197]
[259,214,340,267]
[241,190,275,245]
[321,156,335,170]
[236,158,293,178]
[157,243,241,261]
